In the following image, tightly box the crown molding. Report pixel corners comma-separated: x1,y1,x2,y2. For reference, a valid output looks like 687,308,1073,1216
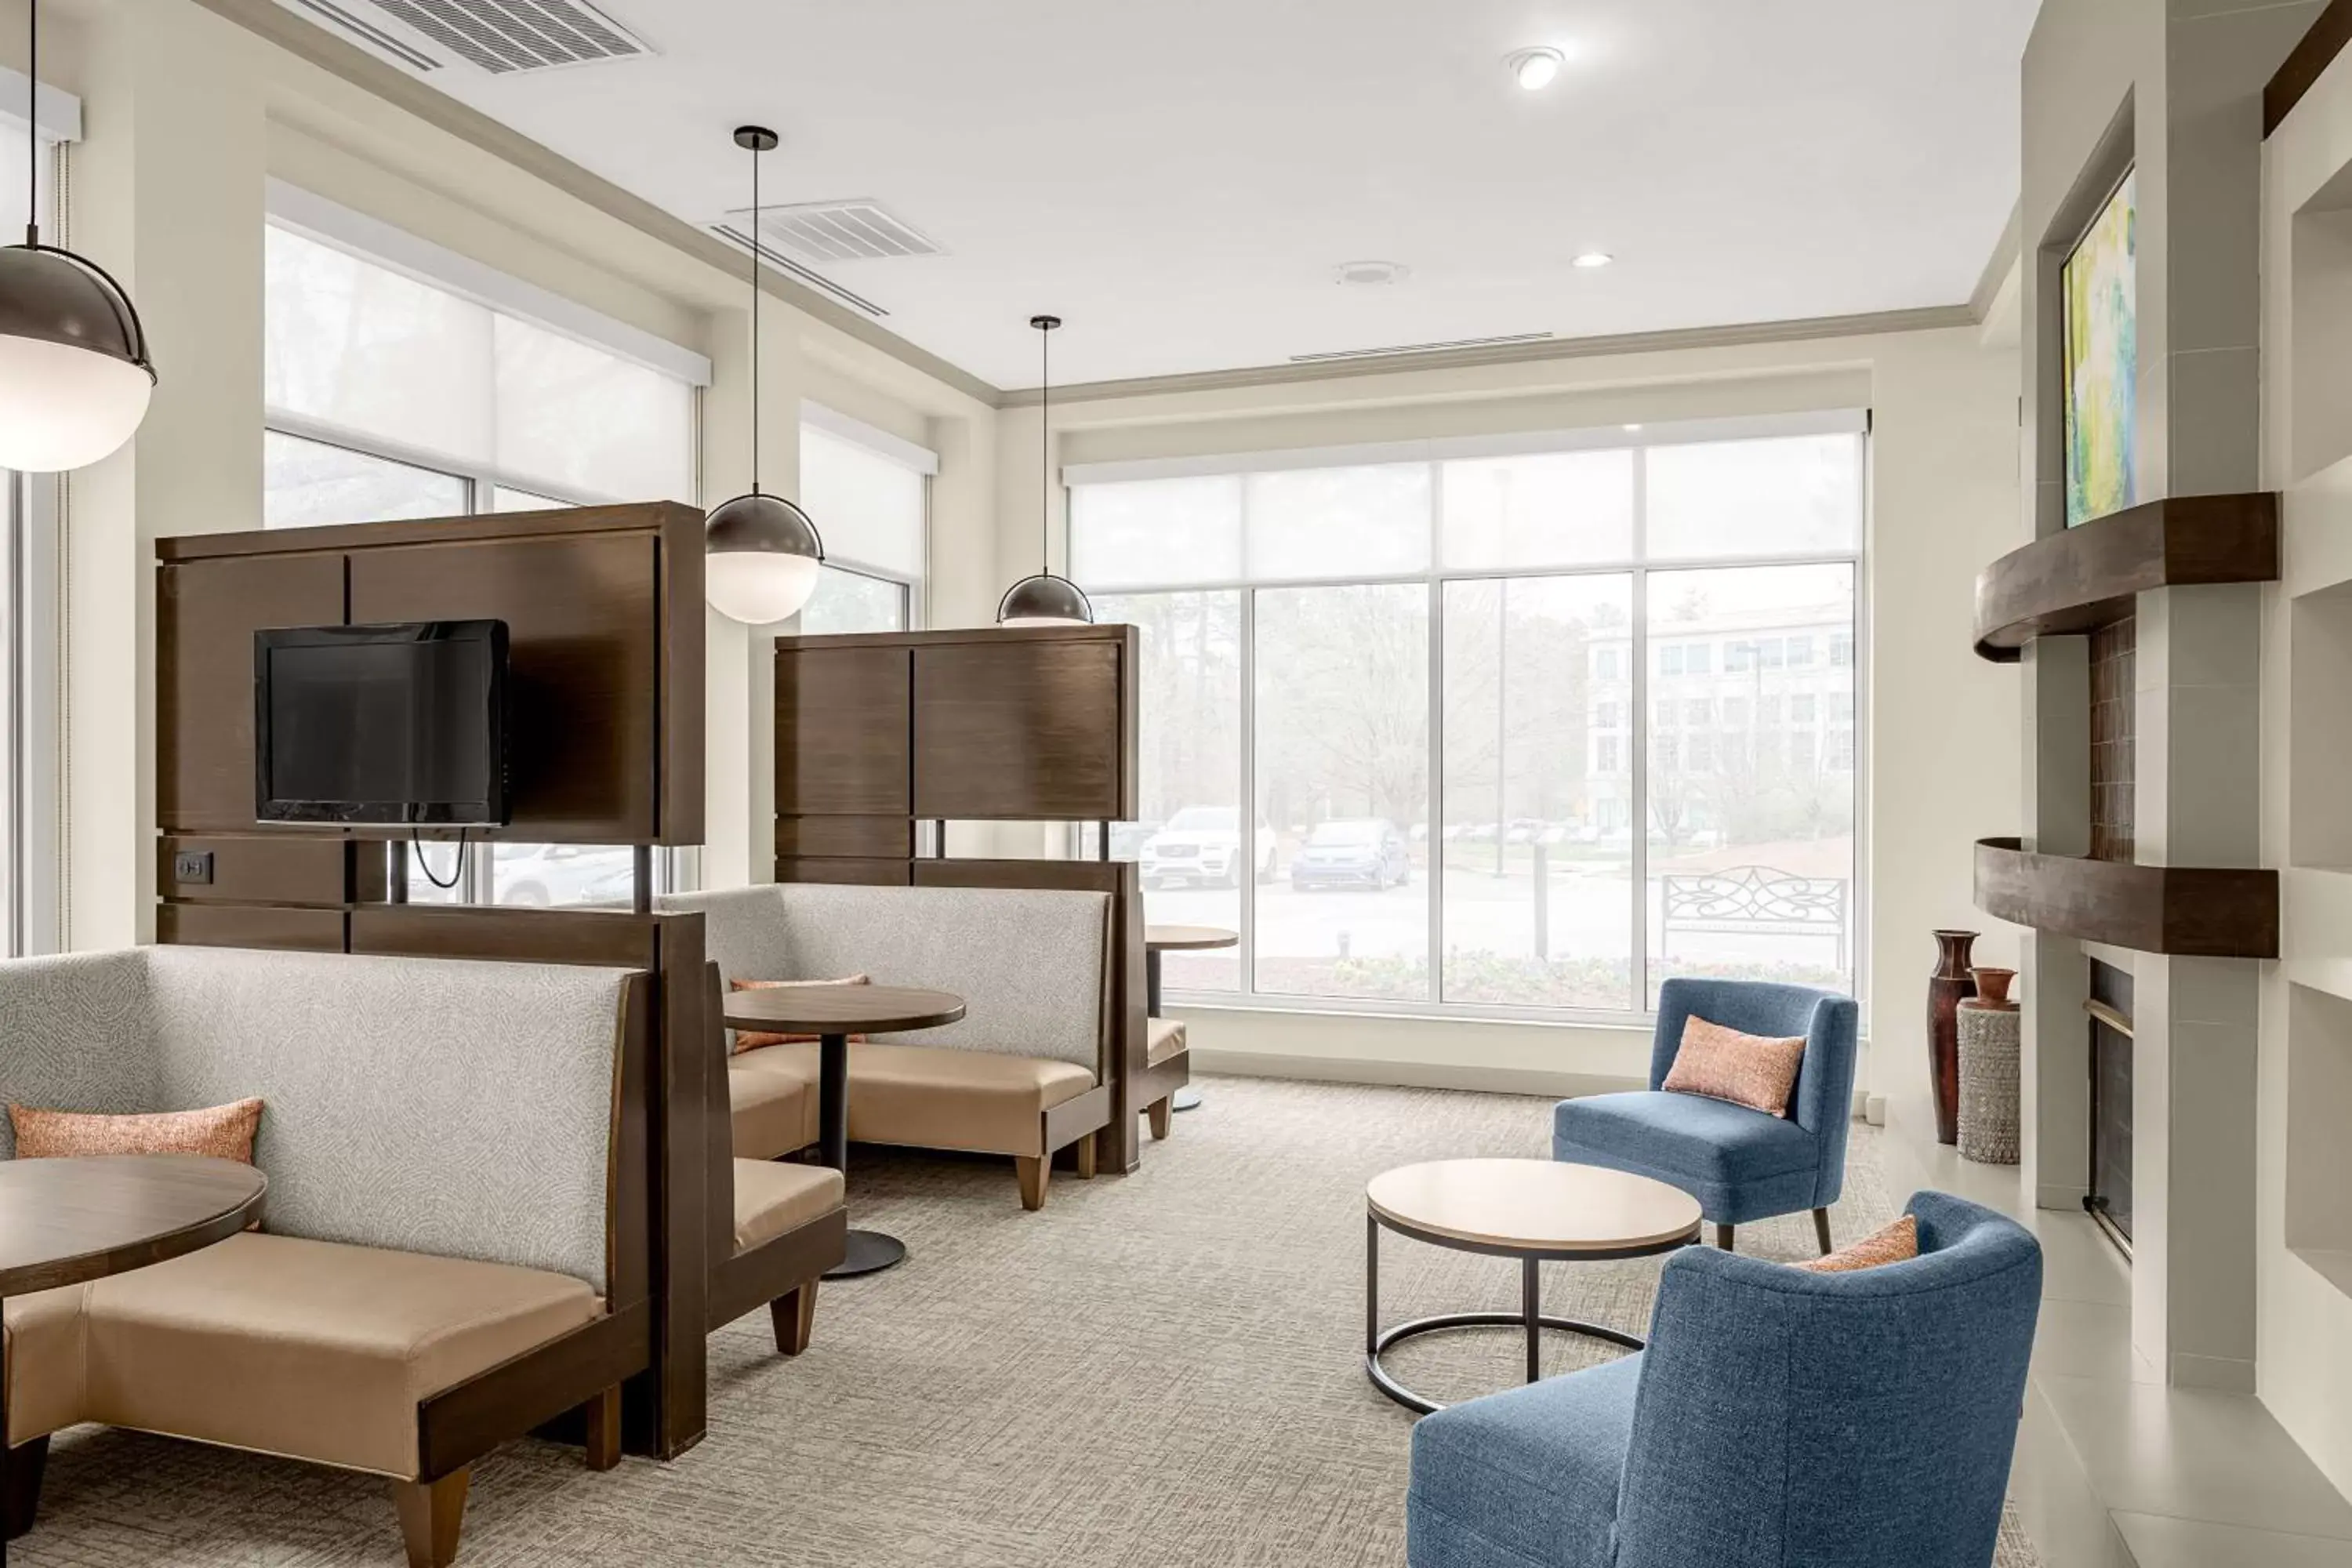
996,303,1980,408
192,0,1001,408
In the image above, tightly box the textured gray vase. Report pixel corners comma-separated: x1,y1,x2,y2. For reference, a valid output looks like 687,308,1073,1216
1957,975,2021,1166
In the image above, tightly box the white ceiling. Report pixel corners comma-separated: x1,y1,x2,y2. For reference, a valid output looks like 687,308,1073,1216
331,0,2042,389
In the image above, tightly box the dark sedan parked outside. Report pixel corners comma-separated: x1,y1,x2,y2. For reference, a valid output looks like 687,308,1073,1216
1290,818,1411,891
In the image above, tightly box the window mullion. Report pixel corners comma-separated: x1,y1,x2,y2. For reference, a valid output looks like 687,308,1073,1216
1238,583,1258,999
1630,446,1651,1015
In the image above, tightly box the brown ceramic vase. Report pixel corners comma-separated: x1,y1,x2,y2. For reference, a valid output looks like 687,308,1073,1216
1927,931,1980,1145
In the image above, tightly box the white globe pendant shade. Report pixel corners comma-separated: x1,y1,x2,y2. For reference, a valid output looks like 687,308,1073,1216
704,490,824,623
0,332,151,470
0,245,157,472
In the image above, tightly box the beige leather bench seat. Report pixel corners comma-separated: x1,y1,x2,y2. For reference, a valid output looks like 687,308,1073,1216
845,1042,1094,1156
1147,1017,1188,1066
5,1284,91,1444
732,1159,844,1253
728,1041,1094,1160
728,1044,820,1157
27,1232,603,1478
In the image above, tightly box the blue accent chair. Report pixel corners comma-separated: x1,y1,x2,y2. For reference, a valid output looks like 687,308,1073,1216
1406,1191,2043,1568
1555,977,1860,1254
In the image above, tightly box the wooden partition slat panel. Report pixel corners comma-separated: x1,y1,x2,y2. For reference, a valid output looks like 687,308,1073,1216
912,640,1132,821
157,904,347,952
159,554,346,833
775,644,913,815
349,533,662,842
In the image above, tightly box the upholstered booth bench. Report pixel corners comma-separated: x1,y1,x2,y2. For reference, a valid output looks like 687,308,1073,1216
662,883,1116,1210
0,946,669,1567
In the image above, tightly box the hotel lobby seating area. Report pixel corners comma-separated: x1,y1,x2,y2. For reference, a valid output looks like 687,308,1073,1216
9,0,2352,1563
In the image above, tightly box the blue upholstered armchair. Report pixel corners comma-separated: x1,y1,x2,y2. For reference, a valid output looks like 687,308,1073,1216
1555,977,1859,1254
1407,1192,2042,1568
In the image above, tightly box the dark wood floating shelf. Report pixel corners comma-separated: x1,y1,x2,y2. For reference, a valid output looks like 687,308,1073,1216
1973,493,2279,662
1974,838,2278,959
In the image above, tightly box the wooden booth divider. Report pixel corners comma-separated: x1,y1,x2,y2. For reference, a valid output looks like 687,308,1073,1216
773,623,1160,1172
152,503,713,1459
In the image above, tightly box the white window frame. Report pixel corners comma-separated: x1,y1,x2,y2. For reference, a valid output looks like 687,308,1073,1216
1072,412,1871,1032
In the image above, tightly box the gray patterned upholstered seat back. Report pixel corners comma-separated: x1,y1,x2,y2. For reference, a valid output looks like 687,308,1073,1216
0,950,162,1157
661,883,1109,1073
0,946,632,1294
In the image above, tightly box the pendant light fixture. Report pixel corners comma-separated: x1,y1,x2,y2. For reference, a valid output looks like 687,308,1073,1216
0,0,154,472
996,314,1094,628
705,125,826,625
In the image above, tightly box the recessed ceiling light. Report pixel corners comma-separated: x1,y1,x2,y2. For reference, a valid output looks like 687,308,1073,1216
1505,47,1564,91
1334,260,1410,287
1623,423,1642,433
1572,251,1614,270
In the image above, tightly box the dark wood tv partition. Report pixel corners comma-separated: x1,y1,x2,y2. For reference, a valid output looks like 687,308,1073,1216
152,503,713,1459
771,623,1160,1171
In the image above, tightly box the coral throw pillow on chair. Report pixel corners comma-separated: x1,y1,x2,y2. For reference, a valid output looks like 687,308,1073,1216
9,1098,264,1163
731,974,873,1052
1798,1214,1919,1273
1661,1014,1806,1117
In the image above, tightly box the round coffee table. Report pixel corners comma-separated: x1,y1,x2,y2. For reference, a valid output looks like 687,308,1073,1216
0,1154,267,1566
1145,925,1236,1112
721,982,965,1279
1363,1158,1701,1414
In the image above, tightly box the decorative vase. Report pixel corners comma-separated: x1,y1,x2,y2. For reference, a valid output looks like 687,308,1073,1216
1926,931,1979,1145
1958,967,2021,1165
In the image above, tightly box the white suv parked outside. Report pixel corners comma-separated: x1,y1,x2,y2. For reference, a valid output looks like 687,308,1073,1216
1141,806,1277,888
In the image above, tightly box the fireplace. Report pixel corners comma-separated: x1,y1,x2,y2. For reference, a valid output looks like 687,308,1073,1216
2086,960,2134,1254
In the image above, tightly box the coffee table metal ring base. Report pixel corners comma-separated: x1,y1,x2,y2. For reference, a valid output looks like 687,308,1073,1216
1366,1312,1644,1416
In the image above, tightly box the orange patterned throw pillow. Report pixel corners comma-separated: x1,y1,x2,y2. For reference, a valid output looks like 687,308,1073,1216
9,1098,264,1163
731,975,873,1053
1797,1214,1919,1273
1661,1014,1806,1117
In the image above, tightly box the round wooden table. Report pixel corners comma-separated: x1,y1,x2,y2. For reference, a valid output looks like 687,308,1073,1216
0,1154,267,1563
1363,1158,1700,1414
1145,925,1236,1112
721,983,965,1279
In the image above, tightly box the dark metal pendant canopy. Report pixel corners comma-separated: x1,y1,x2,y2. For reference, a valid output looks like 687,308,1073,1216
997,313,1094,628
706,125,826,625
0,1,155,473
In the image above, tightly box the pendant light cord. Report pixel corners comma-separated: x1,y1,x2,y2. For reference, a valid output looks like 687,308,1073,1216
1039,323,1051,570
748,136,760,495
25,0,38,247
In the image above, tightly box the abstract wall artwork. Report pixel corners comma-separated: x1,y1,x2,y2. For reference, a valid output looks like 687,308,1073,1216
2064,169,2137,528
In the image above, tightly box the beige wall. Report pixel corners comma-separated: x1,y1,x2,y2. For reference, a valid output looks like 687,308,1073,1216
40,0,996,935
1002,325,2024,1098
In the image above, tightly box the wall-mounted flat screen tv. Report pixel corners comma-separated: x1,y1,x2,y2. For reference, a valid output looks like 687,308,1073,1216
255,621,510,826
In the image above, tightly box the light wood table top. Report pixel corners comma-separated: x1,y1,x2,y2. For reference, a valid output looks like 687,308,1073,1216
721,982,967,1036
0,1155,268,1298
1367,1159,1701,1256
1145,925,1240,953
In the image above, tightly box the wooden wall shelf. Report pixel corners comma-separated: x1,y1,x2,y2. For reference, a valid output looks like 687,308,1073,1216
1973,838,2278,958
1973,494,2279,662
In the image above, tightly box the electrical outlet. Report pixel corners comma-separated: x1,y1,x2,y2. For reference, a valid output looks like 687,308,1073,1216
172,850,214,885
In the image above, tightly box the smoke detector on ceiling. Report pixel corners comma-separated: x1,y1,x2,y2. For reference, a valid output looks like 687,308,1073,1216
281,0,655,75
1334,260,1410,287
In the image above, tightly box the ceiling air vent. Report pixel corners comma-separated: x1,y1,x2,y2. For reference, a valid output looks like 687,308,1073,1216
370,0,651,74
1289,332,1554,365
734,201,945,266
283,0,442,71
709,223,891,321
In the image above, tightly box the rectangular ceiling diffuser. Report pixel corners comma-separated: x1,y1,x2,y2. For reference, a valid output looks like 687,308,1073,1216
738,201,946,266
370,0,650,74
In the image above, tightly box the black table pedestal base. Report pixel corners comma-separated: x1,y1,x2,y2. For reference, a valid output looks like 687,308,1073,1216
1364,1312,1644,1416
827,1228,907,1279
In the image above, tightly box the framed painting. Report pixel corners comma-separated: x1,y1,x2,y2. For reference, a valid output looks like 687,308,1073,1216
2064,168,2137,528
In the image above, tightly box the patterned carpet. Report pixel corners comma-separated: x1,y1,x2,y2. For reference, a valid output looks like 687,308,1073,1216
23,1076,2042,1566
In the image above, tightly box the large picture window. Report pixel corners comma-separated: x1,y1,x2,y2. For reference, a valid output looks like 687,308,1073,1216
1072,417,1864,1019
260,215,702,908
793,416,930,634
